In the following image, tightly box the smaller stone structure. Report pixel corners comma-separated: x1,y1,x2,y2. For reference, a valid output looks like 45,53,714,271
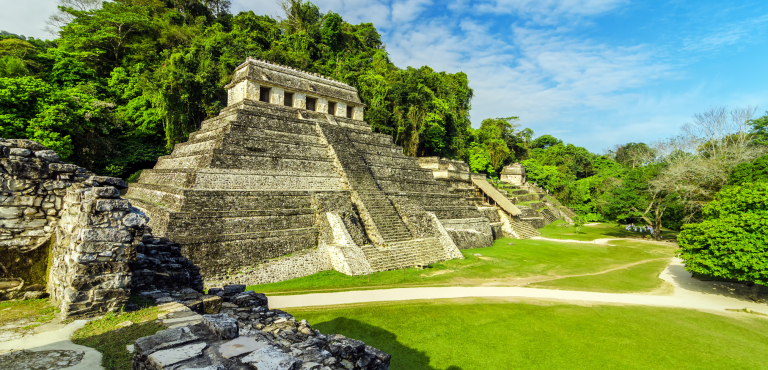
417,157,576,239
133,285,391,370
500,163,526,185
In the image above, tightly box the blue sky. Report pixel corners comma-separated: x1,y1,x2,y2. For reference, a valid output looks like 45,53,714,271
3,0,768,152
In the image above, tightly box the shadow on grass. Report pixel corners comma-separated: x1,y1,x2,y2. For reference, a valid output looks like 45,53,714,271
312,317,462,370
665,263,768,303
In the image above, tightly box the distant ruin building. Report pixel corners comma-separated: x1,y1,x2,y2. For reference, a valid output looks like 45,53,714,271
501,163,526,185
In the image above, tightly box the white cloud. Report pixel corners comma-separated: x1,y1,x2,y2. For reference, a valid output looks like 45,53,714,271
391,0,433,24
460,0,628,25
683,13,768,53
381,12,674,148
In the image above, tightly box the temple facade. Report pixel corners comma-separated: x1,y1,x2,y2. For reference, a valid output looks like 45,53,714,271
501,163,526,185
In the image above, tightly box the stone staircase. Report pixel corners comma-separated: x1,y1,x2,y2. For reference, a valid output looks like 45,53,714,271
361,238,445,271
509,220,540,239
540,208,558,225
317,122,414,244
357,191,413,242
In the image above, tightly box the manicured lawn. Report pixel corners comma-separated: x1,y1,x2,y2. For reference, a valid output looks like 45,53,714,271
531,258,672,293
250,234,676,295
539,221,679,241
287,299,768,370
72,304,164,370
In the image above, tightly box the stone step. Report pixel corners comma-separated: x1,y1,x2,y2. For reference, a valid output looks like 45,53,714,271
509,220,540,239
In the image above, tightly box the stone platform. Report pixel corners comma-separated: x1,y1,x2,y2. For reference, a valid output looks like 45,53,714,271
126,58,495,286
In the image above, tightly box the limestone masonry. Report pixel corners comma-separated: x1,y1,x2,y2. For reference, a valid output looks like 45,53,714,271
126,58,502,286
0,138,201,316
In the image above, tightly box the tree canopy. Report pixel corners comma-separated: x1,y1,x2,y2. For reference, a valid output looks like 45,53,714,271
678,182,768,284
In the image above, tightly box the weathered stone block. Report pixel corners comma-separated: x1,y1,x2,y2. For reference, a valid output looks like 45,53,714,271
94,198,130,212
8,139,47,151
241,345,302,370
92,187,120,199
49,163,79,173
201,295,222,314
74,241,117,253
202,314,238,340
222,284,246,294
123,210,148,228
0,218,46,229
0,206,22,219
89,176,128,189
79,228,132,243
92,288,129,302
73,261,130,275
0,195,34,206
219,336,268,359
10,148,32,157
148,342,207,368
34,150,60,162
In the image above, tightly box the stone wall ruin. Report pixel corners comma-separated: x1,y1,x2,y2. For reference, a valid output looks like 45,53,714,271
0,138,203,316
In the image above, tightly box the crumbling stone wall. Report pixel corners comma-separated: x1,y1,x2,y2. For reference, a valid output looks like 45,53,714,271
0,138,90,299
1,138,203,317
47,182,150,316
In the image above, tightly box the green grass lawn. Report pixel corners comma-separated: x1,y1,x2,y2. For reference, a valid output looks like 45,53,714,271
250,233,677,295
530,258,672,293
539,221,679,241
287,299,768,370
72,300,163,370
0,299,58,327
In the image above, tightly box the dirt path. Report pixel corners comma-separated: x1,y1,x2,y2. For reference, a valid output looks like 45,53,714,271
493,258,669,286
0,320,103,369
530,236,674,246
269,258,768,314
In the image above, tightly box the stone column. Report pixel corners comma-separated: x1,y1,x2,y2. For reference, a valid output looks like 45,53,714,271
353,106,365,121
48,184,148,316
227,80,259,106
336,102,347,117
293,93,307,109
317,98,329,114
270,87,284,105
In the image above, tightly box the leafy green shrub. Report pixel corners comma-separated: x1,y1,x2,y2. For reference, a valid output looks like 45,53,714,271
678,183,768,284
729,154,768,185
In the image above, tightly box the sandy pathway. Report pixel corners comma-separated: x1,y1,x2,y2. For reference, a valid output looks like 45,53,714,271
529,236,672,246
0,320,103,369
269,258,767,314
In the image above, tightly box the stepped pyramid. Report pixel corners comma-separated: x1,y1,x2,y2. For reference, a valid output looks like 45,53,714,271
126,58,495,286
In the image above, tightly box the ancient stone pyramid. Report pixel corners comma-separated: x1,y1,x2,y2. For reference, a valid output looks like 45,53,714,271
126,58,495,286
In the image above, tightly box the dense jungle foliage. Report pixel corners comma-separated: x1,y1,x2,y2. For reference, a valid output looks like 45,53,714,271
0,0,474,176
2,2,767,283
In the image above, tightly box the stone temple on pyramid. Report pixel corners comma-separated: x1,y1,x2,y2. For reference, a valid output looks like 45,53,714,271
126,58,572,287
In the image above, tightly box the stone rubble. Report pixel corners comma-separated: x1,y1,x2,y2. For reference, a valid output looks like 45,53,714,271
0,349,85,370
133,284,390,370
